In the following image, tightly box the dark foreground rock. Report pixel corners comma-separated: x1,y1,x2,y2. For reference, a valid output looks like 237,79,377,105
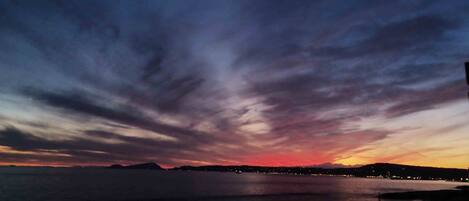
380,186,469,201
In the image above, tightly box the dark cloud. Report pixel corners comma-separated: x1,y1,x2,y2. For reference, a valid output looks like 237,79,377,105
298,14,461,63
0,127,61,151
384,79,466,117
352,15,460,56
0,126,218,165
21,88,211,141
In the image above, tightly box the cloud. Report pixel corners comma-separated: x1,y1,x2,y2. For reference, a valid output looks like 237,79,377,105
21,88,211,141
351,15,460,56
0,0,468,166
385,79,465,117
0,126,197,165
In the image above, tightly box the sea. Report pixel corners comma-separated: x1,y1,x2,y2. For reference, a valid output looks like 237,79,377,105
0,167,464,201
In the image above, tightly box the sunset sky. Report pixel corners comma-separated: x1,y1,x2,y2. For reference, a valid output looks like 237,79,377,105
1,0,469,168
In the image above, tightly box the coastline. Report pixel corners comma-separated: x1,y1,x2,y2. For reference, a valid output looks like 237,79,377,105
379,186,469,201
1,163,469,184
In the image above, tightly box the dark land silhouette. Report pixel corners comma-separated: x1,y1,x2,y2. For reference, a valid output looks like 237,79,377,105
172,163,469,182
99,162,469,182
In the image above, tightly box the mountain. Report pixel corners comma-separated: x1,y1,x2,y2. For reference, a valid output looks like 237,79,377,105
108,162,164,170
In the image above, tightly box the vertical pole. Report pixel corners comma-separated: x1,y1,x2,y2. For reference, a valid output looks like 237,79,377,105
466,62,469,85
466,62,469,101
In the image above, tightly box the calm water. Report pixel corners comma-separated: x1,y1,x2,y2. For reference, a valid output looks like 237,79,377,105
0,167,463,201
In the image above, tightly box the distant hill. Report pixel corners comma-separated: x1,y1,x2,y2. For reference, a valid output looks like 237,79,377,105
308,162,360,169
355,163,468,180
171,163,469,181
108,162,164,170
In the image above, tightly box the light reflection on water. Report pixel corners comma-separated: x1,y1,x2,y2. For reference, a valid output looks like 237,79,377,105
0,167,462,201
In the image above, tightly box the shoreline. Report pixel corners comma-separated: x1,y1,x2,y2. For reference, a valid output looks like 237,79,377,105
379,186,469,200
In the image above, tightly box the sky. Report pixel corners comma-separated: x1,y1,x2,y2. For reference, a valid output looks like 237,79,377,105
0,0,469,168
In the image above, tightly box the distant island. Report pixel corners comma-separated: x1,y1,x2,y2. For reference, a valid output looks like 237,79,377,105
108,162,164,170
